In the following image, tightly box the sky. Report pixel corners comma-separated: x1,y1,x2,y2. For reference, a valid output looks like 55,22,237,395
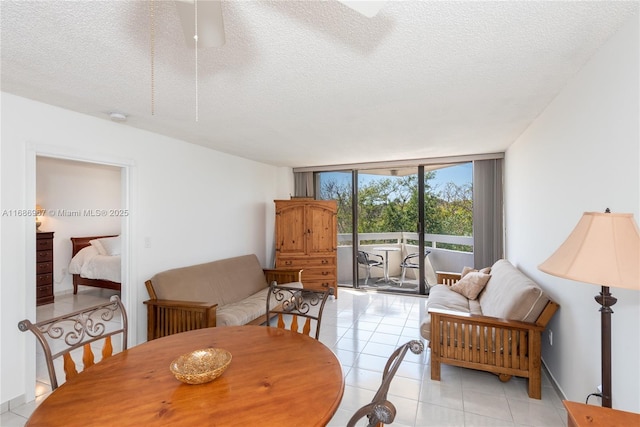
319,162,472,197
429,163,472,190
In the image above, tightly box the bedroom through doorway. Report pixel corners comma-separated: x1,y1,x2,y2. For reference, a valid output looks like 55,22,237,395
33,156,126,397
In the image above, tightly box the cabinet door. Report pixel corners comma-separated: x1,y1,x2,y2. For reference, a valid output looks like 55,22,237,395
275,203,307,256
306,202,337,255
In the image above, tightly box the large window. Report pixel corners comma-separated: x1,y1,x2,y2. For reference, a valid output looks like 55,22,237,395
316,162,475,295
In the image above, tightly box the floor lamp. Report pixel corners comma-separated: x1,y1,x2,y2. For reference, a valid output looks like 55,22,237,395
539,209,640,408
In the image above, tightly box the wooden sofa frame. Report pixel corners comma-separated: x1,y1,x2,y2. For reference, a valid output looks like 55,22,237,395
144,269,301,340
429,272,559,399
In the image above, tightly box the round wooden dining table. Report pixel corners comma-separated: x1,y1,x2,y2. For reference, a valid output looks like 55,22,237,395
26,325,345,427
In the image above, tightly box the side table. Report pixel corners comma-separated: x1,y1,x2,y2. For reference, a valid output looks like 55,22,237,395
563,400,640,427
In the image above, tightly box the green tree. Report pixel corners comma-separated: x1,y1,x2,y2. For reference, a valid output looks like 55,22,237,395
319,170,472,243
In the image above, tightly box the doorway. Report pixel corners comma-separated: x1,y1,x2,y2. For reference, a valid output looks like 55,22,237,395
24,146,135,403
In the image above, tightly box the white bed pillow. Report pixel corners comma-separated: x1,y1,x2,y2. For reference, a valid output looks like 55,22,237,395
89,239,106,255
98,236,121,256
90,236,121,256
68,246,99,274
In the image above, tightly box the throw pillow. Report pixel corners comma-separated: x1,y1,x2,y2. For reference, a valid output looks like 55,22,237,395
451,272,491,300
461,266,491,278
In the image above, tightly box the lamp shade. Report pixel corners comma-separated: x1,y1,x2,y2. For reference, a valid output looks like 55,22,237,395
539,212,640,290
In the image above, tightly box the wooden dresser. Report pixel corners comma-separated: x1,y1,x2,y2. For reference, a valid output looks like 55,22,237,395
274,199,338,297
36,231,55,306
563,400,640,427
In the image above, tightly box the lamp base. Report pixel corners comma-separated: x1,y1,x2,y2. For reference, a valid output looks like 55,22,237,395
595,286,616,408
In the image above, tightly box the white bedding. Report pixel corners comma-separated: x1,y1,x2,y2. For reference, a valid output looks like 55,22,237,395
68,246,121,283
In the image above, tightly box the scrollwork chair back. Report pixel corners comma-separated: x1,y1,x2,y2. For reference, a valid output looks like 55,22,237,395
347,340,425,427
18,295,128,390
265,282,333,340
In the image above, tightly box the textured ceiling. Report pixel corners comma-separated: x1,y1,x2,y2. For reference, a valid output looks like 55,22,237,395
1,1,637,168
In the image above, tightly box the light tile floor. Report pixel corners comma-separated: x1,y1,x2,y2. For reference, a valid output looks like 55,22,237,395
3,287,568,427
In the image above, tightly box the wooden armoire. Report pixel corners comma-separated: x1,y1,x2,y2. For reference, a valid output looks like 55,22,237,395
274,198,338,297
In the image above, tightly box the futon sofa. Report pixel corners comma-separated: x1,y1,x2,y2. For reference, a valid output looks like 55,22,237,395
421,259,559,399
144,254,301,340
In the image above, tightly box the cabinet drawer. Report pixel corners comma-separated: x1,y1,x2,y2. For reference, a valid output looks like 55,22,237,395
36,238,53,251
301,268,336,281
276,256,335,268
302,279,336,291
36,262,53,275
36,250,53,262
36,284,53,299
37,273,53,286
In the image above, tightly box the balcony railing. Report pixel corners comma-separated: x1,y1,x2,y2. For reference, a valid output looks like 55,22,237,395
337,232,474,285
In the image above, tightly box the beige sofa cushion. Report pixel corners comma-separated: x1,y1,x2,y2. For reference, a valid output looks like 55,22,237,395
216,282,304,326
149,254,269,306
479,259,550,323
420,284,483,340
421,259,551,342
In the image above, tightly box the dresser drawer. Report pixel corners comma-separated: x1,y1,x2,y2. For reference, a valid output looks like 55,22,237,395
301,266,336,290
36,250,53,262
36,238,53,251
36,284,53,300
276,256,335,268
301,268,336,281
36,262,53,275
301,279,336,293
37,273,53,286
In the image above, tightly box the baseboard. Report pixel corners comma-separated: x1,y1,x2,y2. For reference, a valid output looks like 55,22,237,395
0,394,27,414
542,357,567,401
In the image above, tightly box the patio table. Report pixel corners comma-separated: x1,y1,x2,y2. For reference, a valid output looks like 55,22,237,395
373,246,401,283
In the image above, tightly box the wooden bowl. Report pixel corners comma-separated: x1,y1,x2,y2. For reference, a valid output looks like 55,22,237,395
170,348,232,385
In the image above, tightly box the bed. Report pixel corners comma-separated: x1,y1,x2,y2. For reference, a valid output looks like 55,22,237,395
69,235,121,294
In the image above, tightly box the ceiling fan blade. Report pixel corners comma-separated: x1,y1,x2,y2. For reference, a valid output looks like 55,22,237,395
338,1,386,18
175,0,225,48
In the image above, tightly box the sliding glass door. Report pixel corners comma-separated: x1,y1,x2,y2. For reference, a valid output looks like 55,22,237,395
316,161,476,296
355,167,420,293
316,171,354,286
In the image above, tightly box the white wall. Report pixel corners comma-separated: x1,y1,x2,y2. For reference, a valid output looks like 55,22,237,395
1,93,293,406
36,157,121,294
505,15,639,412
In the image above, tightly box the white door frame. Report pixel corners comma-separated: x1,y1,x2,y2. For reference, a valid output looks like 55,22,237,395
24,142,136,402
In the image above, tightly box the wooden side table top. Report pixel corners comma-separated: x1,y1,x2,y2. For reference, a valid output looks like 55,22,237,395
563,400,640,427
27,326,345,427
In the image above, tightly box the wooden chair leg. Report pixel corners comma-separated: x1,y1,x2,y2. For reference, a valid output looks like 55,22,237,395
528,332,542,399
528,376,542,399
431,358,441,380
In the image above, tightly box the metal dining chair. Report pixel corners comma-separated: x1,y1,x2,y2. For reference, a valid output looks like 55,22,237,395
347,340,425,427
399,250,431,287
18,295,128,390
265,282,333,340
357,250,384,284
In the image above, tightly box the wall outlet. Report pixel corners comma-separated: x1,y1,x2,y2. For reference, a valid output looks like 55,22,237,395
548,330,553,346
597,384,602,394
